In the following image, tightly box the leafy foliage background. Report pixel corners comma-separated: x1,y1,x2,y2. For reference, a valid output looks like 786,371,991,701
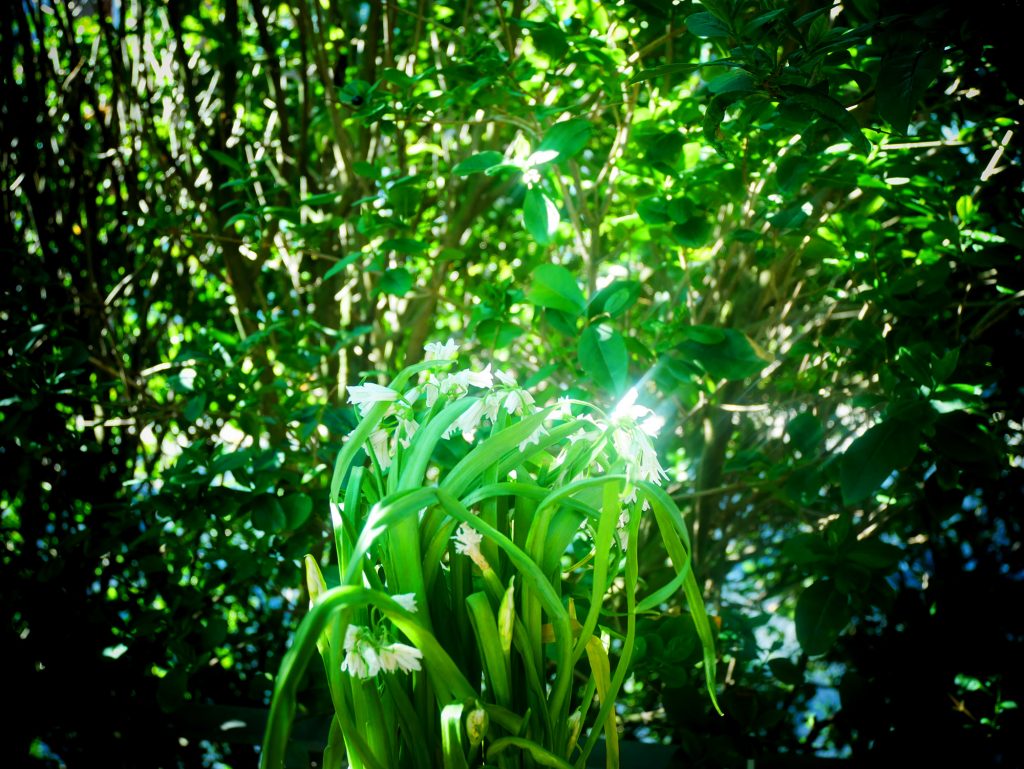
2,0,1022,766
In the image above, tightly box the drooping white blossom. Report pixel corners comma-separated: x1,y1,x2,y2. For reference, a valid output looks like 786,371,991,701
609,388,669,492
493,369,517,387
445,398,487,442
424,339,459,361
392,593,419,613
341,625,381,679
378,642,423,673
347,383,400,415
368,428,392,471
397,415,420,448
518,424,548,452
453,523,489,570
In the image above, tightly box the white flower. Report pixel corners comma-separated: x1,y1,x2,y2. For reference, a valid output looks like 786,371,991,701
341,625,381,679
466,364,493,388
378,642,423,673
392,593,418,613
615,425,669,490
522,167,542,187
423,376,442,408
518,424,548,452
453,523,489,570
493,369,517,387
609,389,669,488
347,383,400,415
398,416,419,448
482,391,505,421
446,399,487,442
369,428,392,471
424,339,459,361
611,387,651,423
503,388,535,416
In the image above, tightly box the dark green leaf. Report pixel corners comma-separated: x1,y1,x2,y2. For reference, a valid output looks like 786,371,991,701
840,418,921,505
768,657,803,685
686,11,731,38
781,87,870,155
476,319,523,349
678,326,768,380
795,580,852,657
322,252,361,280
846,539,902,570
787,413,824,455
252,496,287,533
876,44,942,133
380,238,428,254
379,268,413,296
301,191,345,207
280,493,313,530
183,393,206,423
706,69,756,95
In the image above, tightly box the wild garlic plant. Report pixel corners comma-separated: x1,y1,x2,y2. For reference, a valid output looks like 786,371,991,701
261,341,720,769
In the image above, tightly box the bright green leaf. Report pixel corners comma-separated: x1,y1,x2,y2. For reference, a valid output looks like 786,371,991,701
527,264,586,315
578,324,628,394
453,151,503,176
523,188,560,245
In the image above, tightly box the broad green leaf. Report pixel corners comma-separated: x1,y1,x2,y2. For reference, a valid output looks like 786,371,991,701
476,318,523,349
352,160,381,179
686,11,730,38
578,324,628,394
380,237,427,253
846,539,902,570
183,393,206,422
523,188,560,245
452,151,503,176
840,418,921,505
787,412,824,455
795,579,852,657
876,44,942,133
671,217,714,248
322,252,361,280
678,326,768,380
703,93,744,156
378,267,413,296
781,87,871,155
767,657,803,685
588,280,640,319
781,533,831,566
300,191,345,207
527,264,586,315
537,119,592,160
252,496,287,533
706,69,756,95
637,197,670,225
280,493,313,530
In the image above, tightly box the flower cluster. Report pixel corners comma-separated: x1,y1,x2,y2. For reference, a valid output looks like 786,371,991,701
609,388,669,505
453,522,490,571
341,615,423,680
349,340,672,511
345,341,540,463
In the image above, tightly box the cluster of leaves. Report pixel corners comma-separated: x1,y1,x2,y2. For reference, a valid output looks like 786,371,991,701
2,0,1022,766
